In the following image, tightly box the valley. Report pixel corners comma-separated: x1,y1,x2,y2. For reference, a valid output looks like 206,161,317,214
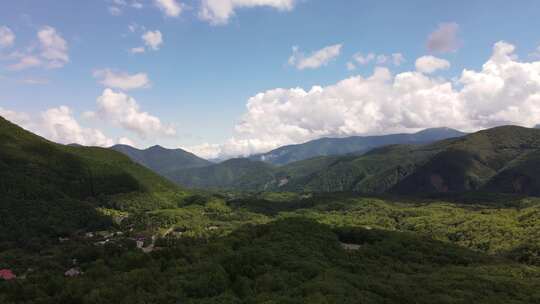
2,116,540,303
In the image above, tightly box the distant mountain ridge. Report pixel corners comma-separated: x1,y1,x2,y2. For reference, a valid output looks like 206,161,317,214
111,144,211,178
169,125,540,196
249,127,466,165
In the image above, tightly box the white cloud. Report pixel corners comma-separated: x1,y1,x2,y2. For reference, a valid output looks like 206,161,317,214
38,26,69,68
108,0,143,15
0,26,15,48
184,142,222,159
130,47,145,54
132,1,143,9
346,61,356,71
118,136,136,146
95,88,176,138
529,45,540,59
154,0,182,17
7,55,42,71
392,53,405,66
352,52,404,67
21,78,49,85
0,107,30,127
40,106,114,146
199,0,296,25
6,26,69,71
415,55,450,74
427,22,461,53
353,52,375,65
193,41,540,159
0,106,115,147
109,6,123,15
376,54,388,64
142,30,163,50
93,69,151,90
288,44,342,70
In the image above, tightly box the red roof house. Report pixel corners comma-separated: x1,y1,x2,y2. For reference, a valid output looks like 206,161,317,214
0,269,16,280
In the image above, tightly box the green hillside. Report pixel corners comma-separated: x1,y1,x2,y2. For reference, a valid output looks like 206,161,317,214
392,126,540,194
0,116,188,242
249,127,465,165
111,144,211,178
170,126,540,196
168,158,275,190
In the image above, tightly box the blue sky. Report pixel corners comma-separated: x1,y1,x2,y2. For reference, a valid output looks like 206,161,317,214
2,0,540,158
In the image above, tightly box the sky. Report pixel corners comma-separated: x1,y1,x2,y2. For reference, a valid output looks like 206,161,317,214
2,0,540,159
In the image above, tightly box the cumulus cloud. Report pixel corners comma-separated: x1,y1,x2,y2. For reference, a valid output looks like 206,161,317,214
40,106,115,146
0,107,30,126
288,44,342,70
95,88,176,138
0,26,15,48
199,0,295,25
154,0,182,17
7,26,69,70
38,26,69,68
415,55,450,74
93,69,151,90
0,106,115,147
142,30,163,50
427,22,461,53
189,41,540,159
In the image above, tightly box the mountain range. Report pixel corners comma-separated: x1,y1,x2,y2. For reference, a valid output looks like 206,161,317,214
111,144,211,177
249,127,466,165
168,126,540,196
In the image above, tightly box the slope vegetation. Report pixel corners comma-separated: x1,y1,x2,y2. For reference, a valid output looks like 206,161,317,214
111,144,211,178
249,127,465,165
170,126,540,196
0,116,187,242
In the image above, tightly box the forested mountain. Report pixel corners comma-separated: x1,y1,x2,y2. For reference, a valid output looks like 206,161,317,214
111,144,211,177
3,116,540,303
168,158,275,190
249,127,466,165
170,126,540,196
0,116,187,242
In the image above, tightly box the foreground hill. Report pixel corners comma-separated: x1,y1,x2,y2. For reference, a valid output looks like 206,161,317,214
111,144,211,177
249,127,466,165
170,126,540,196
0,116,187,242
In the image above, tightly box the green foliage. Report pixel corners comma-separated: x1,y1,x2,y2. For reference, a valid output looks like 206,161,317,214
0,116,188,242
167,126,540,197
111,144,211,177
2,218,540,303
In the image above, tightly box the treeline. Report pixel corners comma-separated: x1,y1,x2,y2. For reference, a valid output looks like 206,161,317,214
1,218,539,303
